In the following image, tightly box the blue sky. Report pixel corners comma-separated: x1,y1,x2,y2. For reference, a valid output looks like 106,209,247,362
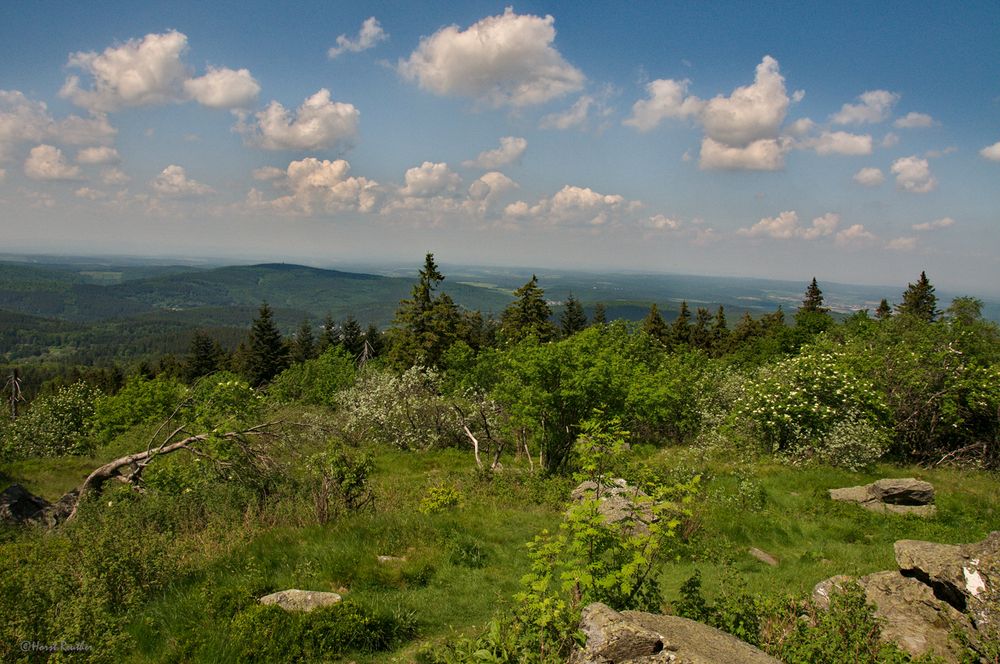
1,1,998,293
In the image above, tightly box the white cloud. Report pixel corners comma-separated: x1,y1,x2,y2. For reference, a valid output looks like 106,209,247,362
886,236,917,251
980,141,1000,161
74,187,105,200
151,164,214,197
53,114,117,146
912,216,955,232
244,89,359,151
400,161,461,197
465,170,518,215
252,166,286,181
184,66,260,109
0,90,117,161
835,223,877,247
785,117,816,136
76,146,119,164
699,137,788,171
463,136,527,169
891,155,937,193
701,56,789,146
893,112,934,129
924,146,957,159
830,90,899,125
100,167,130,185
24,144,82,180
852,167,884,186
505,184,629,226
810,130,872,156
328,17,388,58
737,210,839,240
881,132,900,148
624,78,703,131
250,158,379,215
60,31,190,112
541,95,594,130
643,214,682,231
398,7,584,108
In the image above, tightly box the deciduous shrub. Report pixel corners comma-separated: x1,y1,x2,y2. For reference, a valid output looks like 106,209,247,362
1,381,101,458
91,374,186,444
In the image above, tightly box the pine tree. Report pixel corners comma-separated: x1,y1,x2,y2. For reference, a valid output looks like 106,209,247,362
499,275,556,343
875,299,892,321
318,313,339,352
244,302,288,386
641,303,669,342
185,330,223,381
559,293,588,337
896,271,938,321
389,253,462,366
711,305,729,354
341,315,364,358
672,301,692,345
691,307,712,350
800,277,829,313
591,303,607,326
291,318,316,364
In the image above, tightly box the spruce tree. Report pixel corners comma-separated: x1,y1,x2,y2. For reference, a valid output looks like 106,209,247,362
186,330,223,381
672,301,692,345
559,293,588,337
711,305,729,354
291,318,316,364
389,252,460,366
800,277,829,313
591,303,607,326
896,271,938,321
641,303,669,342
318,313,339,352
499,275,556,344
691,307,712,350
341,315,364,358
795,277,832,333
245,302,288,386
875,299,892,321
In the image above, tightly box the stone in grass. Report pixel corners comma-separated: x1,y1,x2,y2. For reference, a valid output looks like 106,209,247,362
259,589,342,612
829,478,936,517
748,547,779,567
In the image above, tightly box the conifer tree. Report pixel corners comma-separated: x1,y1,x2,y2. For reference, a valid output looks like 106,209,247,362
291,318,316,364
875,299,892,321
186,330,223,381
591,303,607,326
672,301,692,345
559,293,588,337
641,303,669,342
691,307,712,350
896,271,938,321
361,324,384,361
800,277,829,313
795,277,833,333
500,275,556,343
389,253,460,366
341,315,364,358
318,313,339,352
244,302,288,386
711,305,729,354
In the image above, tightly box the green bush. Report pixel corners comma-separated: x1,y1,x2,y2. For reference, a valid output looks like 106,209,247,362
268,347,356,409
92,374,186,444
1,381,101,458
419,484,462,514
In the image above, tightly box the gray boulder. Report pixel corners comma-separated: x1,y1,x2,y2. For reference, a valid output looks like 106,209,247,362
829,477,936,517
570,602,780,664
259,589,342,612
0,483,50,525
571,479,655,533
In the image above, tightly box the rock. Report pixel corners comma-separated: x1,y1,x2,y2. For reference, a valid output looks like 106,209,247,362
895,532,999,630
570,602,779,664
870,478,935,505
570,479,655,533
811,574,852,610
259,589,342,612
43,489,78,526
376,555,406,564
748,547,779,567
829,478,936,517
0,484,50,525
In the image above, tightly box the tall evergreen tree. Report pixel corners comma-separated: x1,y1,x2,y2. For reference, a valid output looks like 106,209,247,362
896,271,938,321
641,303,669,342
185,330,223,381
244,302,288,386
318,313,339,352
559,293,588,337
711,305,729,354
499,275,556,343
291,318,316,364
591,302,607,326
875,299,892,321
795,277,833,333
341,315,364,358
691,307,713,350
390,253,461,366
672,301,692,345
800,277,829,313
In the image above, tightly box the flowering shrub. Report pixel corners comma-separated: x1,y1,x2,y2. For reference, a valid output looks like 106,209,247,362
1,381,101,458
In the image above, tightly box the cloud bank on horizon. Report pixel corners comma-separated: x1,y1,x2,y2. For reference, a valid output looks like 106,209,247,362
0,2,997,292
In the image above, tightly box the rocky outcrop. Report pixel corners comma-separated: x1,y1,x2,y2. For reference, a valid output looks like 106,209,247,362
570,602,780,664
259,589,342,612
829,477,936,517
571,479,655,533
0,484,50,525
813,532,999,662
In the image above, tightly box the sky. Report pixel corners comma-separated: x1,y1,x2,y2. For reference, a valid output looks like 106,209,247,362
1,1,998,293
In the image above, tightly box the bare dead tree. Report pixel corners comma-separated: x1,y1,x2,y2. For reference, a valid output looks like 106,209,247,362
4,368,24,419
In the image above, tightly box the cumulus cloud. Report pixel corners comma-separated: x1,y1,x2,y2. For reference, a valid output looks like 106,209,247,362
540,95,593,130
151,164,214,197
100,167,130,185
853,167,884,186
399,161,462,197
398,7,584,108
912,216,955,231
243,89,360,151
248,158,379,215
74,187,106,200
893,112,934,129
463,136,527,169
809,131,872,156
830,90,899,125
465,170,518,215
738,210,839,240
891,155,937,193
54,114,117,146
505,184,630,227
881,132,900,148
328,17,388,58
183,66,260,109
643,214,682,231
252,166,286,181
0,90,117,161
76,146,119,164
980,141,1000,161
60,31,190,112
835,223,877,247
624,56,792,170
886,236,917,251
24,144,82,180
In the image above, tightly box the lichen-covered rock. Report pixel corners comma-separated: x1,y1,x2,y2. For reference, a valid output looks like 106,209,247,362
570,603,667,664
570,479,655,533
829,478,936,517
259,589,342,612
623,612,780,664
